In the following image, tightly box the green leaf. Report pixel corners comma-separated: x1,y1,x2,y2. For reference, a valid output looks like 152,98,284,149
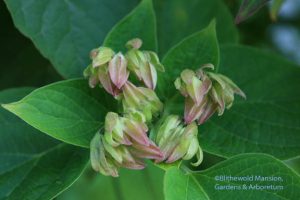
153,0,238,56
0,3,62,90
4,0,139,78
57,163,164,200
200,45,300,159
103,0,157,52
164,154,300,200
2,79,117,148
0,88,89,200
157,20,219,99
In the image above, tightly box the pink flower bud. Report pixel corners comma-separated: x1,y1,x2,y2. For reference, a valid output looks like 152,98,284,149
184,97,207,124
140,61,157,90
98,66,121,97
197,99,217,125
122,117,150,146
122,81,163,123
108,53,129,89
130,141,164,160
125,39,164,90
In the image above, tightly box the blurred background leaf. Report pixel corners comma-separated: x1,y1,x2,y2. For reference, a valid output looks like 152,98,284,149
0,1,62,90
225,0,300,65
56,163,164,200
270,0,284,21
154,0,238,57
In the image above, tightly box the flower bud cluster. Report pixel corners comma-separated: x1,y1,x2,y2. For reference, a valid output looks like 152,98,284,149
84,38,164,96
86,39,165,177
175,64,246,124
155,115,203,166
91,112,163,177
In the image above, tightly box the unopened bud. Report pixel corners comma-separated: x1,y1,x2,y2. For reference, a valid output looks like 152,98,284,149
90,133,119,177
155,116,203,166
98,66,121,97
122,81,163,122
130,140,164,160
84,50,131,97
108,53,129,89
144,51,165,72
156,115,181,147
126,38,143,49
125,38,164,89
166,122,201,164
91,47,114,68
104,112,131,146
122,117,150,146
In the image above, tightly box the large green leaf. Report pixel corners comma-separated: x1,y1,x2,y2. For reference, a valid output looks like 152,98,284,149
57,163,164,200
103,0,157,52
0,2,61,90
2,79,117,148
0,88,89,200
164,154,300,200
199,45,300,160
4,0,139,78
157,20,219,100
153,0,238,56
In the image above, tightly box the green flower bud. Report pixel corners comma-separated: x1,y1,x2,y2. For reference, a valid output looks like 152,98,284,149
156,115,181,147
207,71,246,115
155,116,203,166
175,69,212,106
166,122,202,165
144,51,165,72
90,133,119,177
104,112,131,146
122,81,163,123
91,47,114,68
125,38,164,89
